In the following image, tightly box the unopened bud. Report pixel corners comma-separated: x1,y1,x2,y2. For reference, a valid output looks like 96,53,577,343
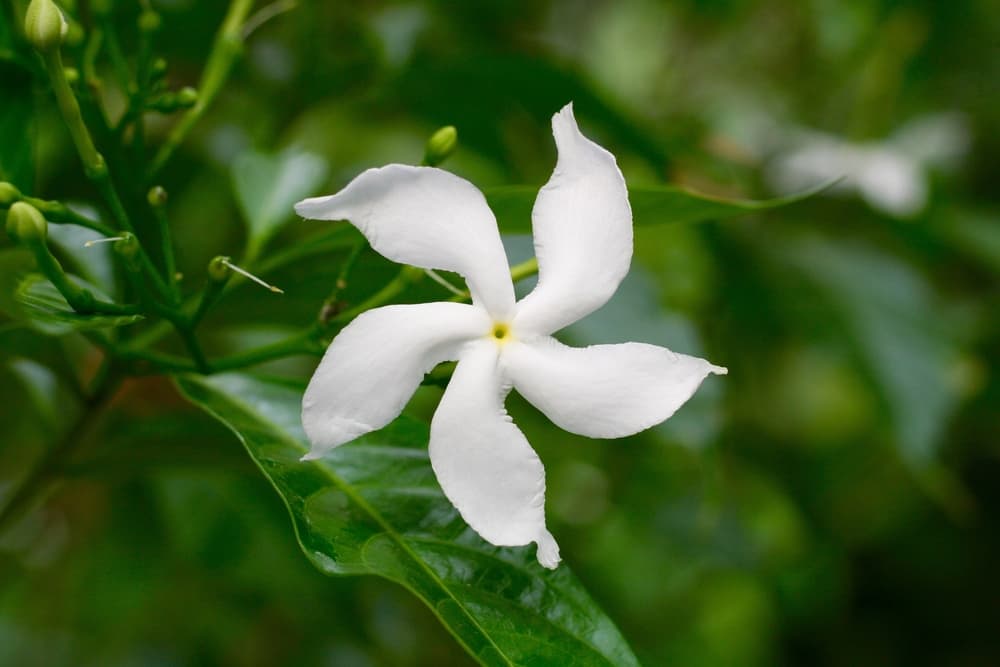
6,202,48,244
208,256,231,282
176,86,198,108
24,0,67,54
112,232,140,259
151,58,168,80
63,66,79,84
138,9,161,33
147,185,168,207
423,126,458,167
0,182,20,207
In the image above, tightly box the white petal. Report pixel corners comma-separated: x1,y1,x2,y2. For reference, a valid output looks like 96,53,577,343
514,103,633,335
295,165,515,320
302,302,489,459
429,340,560,569
503,337,727,439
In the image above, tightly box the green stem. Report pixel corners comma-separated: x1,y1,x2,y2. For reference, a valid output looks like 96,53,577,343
210,327,323,371
175,324,211,373
149,0,254,176
27,238,138,315
328,265,425,327
447,257,538,303
18,195,116,236
317,238,367,322
126,228,356,350
240,226,356,292
190,276,228,328
510,257,539,283
43,49,104,178
152,204,179,300
98,15,133,94
121,251,209,372
42,37,177,309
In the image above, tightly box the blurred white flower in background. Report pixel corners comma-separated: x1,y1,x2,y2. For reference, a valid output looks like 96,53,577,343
765,113,969,217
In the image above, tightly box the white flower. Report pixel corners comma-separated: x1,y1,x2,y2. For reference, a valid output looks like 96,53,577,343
294,103,727,569
765,113,969,218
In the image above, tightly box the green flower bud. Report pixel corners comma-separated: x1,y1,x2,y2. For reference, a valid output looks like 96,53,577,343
138,9,161,33
423,126,458,167
6,202,48,244
63,66,79,85
151,58,168,80
113,232,140,259
24,0,67,54
0,182,21,207
176,86,198,108
208,256,231,282
147,185,168,207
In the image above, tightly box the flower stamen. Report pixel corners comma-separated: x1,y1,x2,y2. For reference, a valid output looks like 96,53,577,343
83,236,126,247
220,258,284,293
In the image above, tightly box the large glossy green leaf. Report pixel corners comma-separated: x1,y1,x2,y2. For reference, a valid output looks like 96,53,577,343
15,274,143,335
231,148,329,260
485,182,831,234
175,373,641,667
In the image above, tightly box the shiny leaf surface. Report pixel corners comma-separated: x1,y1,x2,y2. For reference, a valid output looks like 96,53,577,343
15,274,143,335
175,372,640,667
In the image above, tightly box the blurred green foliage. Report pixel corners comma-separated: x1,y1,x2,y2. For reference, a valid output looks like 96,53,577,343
1,0,999,665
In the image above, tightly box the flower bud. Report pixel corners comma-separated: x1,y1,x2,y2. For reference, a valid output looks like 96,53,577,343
138,9,161,33
176,87,198,108
423,126,458,166
147,185,168,207
113,232,140,259
63,66,79,85
151,58,168,80
0,182,20,207
6,202,48,244
24,0,67,54
208,256,231,282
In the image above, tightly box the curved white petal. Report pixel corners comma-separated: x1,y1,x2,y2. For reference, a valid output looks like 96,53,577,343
302,302,489,460
295,165,515,319
514,104,633,335
429,340,560,569
503,337,727,439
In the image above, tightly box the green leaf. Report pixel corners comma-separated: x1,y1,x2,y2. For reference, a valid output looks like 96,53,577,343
175,372,641,667
231,148,329,259
485,181,832,234
780,238,963,465
15,274,143,335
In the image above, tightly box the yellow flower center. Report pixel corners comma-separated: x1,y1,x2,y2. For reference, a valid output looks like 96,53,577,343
491,322,511,344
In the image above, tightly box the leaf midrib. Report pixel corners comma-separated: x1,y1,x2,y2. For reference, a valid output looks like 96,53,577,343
177,376,517,667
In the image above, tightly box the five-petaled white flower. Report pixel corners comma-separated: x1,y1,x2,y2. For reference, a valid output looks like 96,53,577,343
294,103,727,569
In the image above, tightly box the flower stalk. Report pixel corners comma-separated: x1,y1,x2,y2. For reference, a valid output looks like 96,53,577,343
149,0,255,176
